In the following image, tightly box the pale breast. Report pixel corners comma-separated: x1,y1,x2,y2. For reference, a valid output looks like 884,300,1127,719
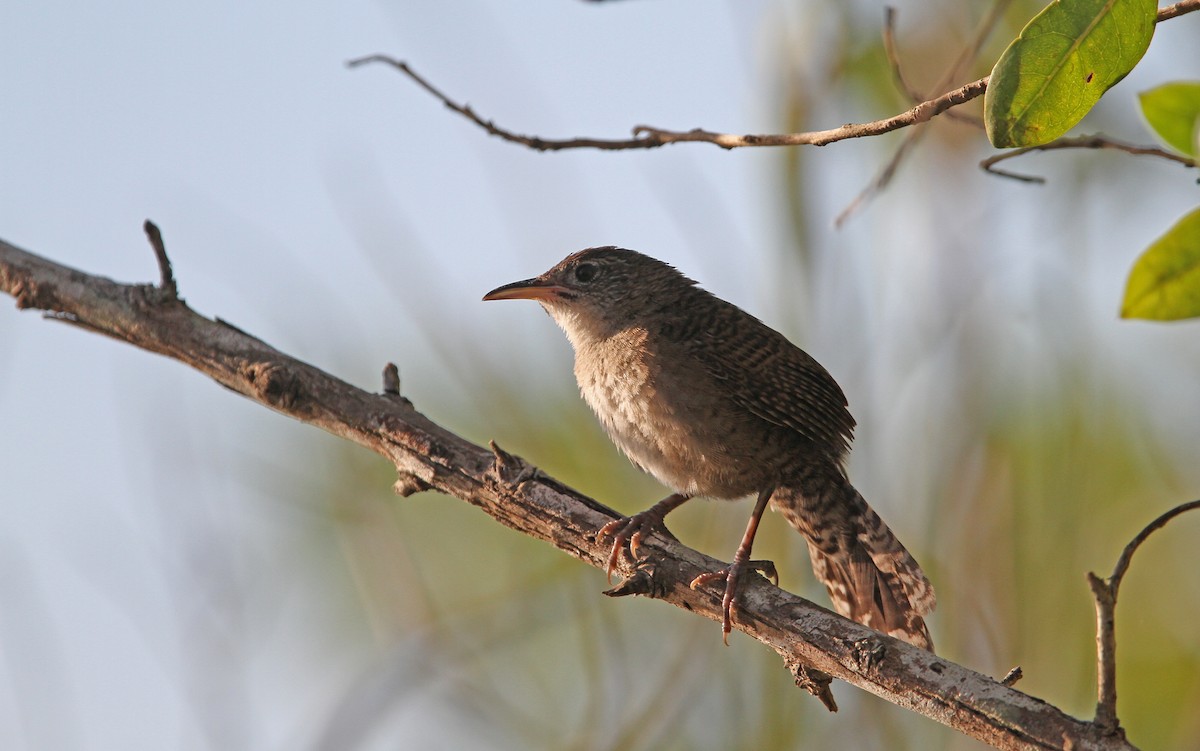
573,328,766,498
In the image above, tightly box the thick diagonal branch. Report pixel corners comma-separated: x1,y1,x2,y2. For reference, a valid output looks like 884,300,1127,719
0,233,1136,750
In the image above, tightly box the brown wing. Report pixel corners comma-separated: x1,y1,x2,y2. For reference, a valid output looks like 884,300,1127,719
672,293,855,459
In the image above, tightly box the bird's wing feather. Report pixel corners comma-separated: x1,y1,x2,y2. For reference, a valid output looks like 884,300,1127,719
677,295,855,456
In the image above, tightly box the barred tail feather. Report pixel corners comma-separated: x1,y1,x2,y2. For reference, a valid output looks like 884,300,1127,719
806,539,935,651
854,495,936,618
772,468,936,652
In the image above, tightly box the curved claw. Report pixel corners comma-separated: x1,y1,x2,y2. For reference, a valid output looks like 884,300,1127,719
690,559,778,644
595,493,692,583
747,559,779,586
596,513,662,583
603,532,625,582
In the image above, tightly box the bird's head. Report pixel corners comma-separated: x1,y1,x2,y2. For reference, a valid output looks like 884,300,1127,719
483,247,696,344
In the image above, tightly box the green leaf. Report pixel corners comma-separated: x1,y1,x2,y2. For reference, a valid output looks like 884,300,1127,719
985,0,1157,148
1122,207,1200,321
1138,81,1200,157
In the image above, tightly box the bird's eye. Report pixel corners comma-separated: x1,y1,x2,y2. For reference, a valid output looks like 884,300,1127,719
574,262,599,283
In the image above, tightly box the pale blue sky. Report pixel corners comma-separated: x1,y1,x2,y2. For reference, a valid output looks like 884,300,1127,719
1,3,782,747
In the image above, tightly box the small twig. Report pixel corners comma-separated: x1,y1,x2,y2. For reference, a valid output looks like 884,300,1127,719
1088,499,1200,736
347,56,661,151
981,134,1200,183
382,362,401,395
1108,501,1200,587
1000,666,1024,687
789,660,838,713
348,54,989,152
142,219,178,299
1087,572,1119,735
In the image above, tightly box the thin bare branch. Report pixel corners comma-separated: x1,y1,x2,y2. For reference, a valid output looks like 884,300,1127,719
346,56,663,152
348,53,989,152
0,230,1141,751
351,2,1197,157
1088,500,1200,737
1108,501,1200,587
981,134,1200,183
1159,0,1200,21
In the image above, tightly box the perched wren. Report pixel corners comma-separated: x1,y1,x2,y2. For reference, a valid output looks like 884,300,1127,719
483,247,935,649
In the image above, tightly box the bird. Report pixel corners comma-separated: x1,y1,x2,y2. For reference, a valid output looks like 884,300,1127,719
483,247,935,650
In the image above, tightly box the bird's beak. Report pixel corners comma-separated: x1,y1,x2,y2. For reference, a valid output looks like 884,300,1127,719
482,277,566,302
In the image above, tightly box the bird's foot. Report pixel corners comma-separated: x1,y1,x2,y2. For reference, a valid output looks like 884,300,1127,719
595,509,675,583
690,559,778,644
594,493,692,582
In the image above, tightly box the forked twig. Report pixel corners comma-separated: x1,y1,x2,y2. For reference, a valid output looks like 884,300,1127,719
1087,499,1200,736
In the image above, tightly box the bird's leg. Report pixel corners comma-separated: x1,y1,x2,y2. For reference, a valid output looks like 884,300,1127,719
596,492,693,581
690,486,778,644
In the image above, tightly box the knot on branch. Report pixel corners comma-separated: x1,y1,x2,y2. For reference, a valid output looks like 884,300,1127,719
851,637,887,673
243,361,306,411
382,362,401,395
787,658,838,712
488,440,542,487
129,282,186,312
393,472,430,497
11,277,55,311
1000,666,1024,687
